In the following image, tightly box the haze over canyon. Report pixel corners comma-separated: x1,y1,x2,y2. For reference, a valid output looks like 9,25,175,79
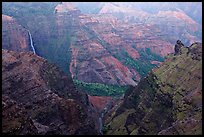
2,2,202,135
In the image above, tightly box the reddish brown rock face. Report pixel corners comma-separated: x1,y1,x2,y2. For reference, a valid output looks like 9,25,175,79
101,56,137,85
2,14,30,52
88,96,112,113
136,39,174,57
123,45,140,59
66,3,201,85
2,2,201,87
63,7,139,85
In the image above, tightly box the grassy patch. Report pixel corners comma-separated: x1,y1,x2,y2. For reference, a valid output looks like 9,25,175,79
105,109,135,135
73,79,128,96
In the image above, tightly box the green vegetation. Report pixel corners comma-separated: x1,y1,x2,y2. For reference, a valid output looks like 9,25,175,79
73,79,128,96
94,30,164,78
105,109,135,135
83,20,165,79
121,48,164,78
105,45,202,135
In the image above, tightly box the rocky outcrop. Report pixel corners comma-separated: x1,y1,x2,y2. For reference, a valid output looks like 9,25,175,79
174,40,185,55
104,42,202,135
2,49,99,135
187,42,202,60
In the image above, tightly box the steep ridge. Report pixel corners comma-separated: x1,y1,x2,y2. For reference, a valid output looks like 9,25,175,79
2,14,31,52
2,50,99,135
104,41,202,135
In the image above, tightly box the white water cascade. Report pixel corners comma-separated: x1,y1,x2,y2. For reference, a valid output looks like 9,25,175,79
28,30,36,54
99,109,106,135
99,117,103,135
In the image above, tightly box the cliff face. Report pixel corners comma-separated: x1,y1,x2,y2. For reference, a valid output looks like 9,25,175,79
57,2,201,84
2,2,201,89
2,14,31,52
2,50,99,135
104,42,202,135
53,3,139,86
88,96,112,113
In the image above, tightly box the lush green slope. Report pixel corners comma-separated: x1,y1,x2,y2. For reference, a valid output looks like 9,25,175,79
104,42,202,135
74,79,128,96
123,48,164,78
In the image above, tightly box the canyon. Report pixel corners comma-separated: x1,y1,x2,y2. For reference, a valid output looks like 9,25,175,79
2,2,202,135
2,2,201,89
104,42,202,135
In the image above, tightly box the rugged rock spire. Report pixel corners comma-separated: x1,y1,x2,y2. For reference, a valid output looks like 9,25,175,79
174,40,185,55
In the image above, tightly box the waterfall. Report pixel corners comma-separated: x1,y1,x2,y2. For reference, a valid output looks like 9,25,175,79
98,99,114,135
99,117,103,135
99,110,105,135
27,30,36,54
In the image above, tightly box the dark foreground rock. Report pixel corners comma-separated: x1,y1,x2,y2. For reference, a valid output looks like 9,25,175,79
2,49,99,135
